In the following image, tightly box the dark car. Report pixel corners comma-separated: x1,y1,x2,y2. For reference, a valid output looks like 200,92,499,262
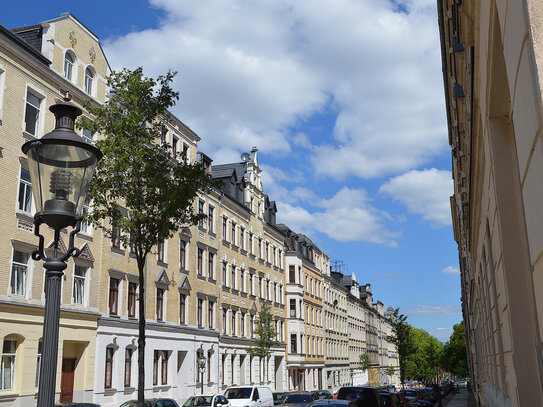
336,387,380,407
55,404,100,407
399,390,419,407
311,391,333,400
274,392,288,405
281,392,317,406
308,400,359,407
119,399,179,407
378,393,401,407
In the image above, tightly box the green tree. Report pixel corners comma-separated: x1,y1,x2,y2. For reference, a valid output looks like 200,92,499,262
390,309,415,383
248,301,279,383
79,67,217,406
441,321,468,378
359,353,371,372
385,365,396,378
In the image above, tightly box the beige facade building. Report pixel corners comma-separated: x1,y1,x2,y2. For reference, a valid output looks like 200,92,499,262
0,13,109,406
439,0,543,405
279,226,325,391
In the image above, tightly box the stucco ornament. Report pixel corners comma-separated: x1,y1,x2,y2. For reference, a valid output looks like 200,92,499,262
69,30,77,48
89,46,96,63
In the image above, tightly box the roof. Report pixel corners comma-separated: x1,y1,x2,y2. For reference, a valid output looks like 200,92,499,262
0,25,50,66
211,162,247,180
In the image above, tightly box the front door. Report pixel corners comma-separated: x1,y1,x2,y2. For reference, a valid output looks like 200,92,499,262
60,358,76,403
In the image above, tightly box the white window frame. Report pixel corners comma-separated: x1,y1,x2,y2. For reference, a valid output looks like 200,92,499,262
63,50,76,82
72,264,88,306
1,339,17,391
10,249,30,297
80,198,92,235
84,66,95,96
23,84,46,137
17,164,33,215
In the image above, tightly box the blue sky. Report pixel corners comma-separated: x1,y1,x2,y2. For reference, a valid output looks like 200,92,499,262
3,0,461,342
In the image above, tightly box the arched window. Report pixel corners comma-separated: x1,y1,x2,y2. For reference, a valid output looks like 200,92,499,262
85,67,94,95
64,52,74,81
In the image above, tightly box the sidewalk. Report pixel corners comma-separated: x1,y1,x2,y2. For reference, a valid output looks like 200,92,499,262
442,388,476,407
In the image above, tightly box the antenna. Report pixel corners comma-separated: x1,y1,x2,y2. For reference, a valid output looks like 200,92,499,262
241,152,251,162
331,259,345,273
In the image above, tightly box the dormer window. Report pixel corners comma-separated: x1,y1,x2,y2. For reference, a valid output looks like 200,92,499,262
85,67,94,95
64,52,74,81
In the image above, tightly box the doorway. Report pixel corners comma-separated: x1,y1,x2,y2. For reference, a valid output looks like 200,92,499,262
60,358,76,402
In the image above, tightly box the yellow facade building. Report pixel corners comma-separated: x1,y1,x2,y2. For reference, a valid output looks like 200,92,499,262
0,13,109,405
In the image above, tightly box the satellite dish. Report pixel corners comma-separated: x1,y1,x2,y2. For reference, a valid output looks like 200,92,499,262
241,152,251,162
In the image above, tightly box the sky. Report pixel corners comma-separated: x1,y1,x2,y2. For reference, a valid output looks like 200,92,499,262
3,0,462,342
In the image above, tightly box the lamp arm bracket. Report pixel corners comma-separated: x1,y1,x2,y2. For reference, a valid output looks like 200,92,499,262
61,218,82,262
32,220,47,261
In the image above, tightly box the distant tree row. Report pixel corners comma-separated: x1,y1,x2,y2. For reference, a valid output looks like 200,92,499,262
390,310,468,382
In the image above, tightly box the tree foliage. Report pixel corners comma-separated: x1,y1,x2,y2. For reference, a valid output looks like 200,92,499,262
403,327,443,381
248,301,279,383
385,365,396,378
359,353,371,371
78,67,217,406
440,321,468,378
390,309,415,383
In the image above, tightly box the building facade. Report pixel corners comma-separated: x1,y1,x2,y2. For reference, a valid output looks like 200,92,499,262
439,0,543,405
0,13,110,406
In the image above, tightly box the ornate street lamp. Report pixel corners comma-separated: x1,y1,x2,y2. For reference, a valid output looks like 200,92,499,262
22,97,102,407
198,353,207,395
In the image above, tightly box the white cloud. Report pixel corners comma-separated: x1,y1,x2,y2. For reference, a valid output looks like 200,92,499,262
104,0,447,180
441,265,460,275
429,327,453,342
379,168,453,227
408,304,461,317
277,186,401,246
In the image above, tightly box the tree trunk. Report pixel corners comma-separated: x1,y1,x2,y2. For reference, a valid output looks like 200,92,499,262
138,256,146,407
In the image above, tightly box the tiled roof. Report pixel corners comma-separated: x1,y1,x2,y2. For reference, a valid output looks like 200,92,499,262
211,162,247,180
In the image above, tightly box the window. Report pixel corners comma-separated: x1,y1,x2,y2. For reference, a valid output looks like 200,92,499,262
35,340,42,388
265,243,269,262
208,301,214,329
198,200,205,228
197,298,203,327
180,240,187,270
290,299,296,318
157,239,165,263
240,227,245,250
84,67,94,95
240,313,245,336
73,265,86,305
172,136,178,157
124,348,133,387
222,310,227,334
222,217,227,240
24,90,42,136
231,266,236,290
290,334,297,353
258,239,262,258
156,288,164,321
80,198,91,234
109,278,119,315
161,351,168,385
181,144,189,163
208,206,214,232
208,252,214,280
180,294,186,324
231,312,236,336
10,250,29,296
82,129,94,144
111,225,121,249
1,340,17,390
197,248,204,276
17,167,33,214
64,52,74,80
231,222,236,245
104,347,114,389
250,315,254,337
128,282,137,318
222,262,227,286
248,234,253,254
240,269,245,292
249,273,253,295
273,248,277,266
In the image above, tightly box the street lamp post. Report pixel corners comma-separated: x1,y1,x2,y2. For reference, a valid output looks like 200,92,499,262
198,354,207,395
22,97,102,407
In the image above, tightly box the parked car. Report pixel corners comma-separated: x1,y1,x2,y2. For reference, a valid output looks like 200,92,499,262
399,389,420,407
311,391,333,400
274,392,288,405
336,386,380,407
378,392,401,407
391,392,409,407
224,386,274,407
281,391,317,407
119,399,179,407
55,404,100,407
182,395,231,407
308,399,358,407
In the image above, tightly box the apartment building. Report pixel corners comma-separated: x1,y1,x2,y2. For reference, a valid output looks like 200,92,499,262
279,225,325,391
211,148,287,391
323,267,349,391
0,13,110,406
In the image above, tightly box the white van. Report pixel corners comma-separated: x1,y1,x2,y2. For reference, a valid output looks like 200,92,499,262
224,386,274,407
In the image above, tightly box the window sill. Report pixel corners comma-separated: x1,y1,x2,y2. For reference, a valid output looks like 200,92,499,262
111,247,125,256
157,260,168,268
22,131,37,141
76,232,94,242
104,388,117,396
153,385,171,391
208,278,216,284
222,240,230,247
240,249,248,256
197,274,206,281
180,268,189,275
